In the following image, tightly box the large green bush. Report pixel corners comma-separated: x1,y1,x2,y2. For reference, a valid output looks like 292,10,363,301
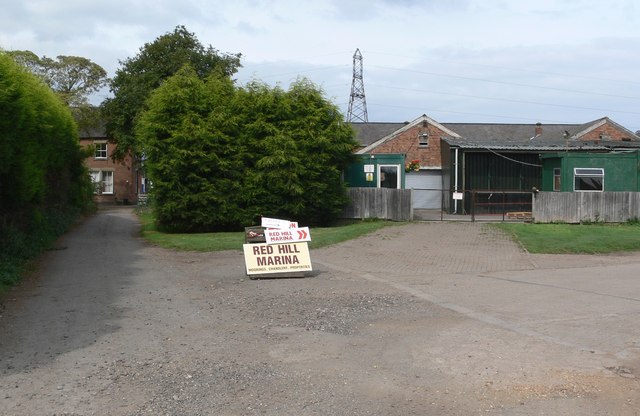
0,53,93,290
136,67,356,232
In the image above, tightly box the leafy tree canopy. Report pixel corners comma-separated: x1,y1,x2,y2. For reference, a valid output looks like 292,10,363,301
7,50,109,133
136,68,356,232
103,25,242,160
6,50,108,107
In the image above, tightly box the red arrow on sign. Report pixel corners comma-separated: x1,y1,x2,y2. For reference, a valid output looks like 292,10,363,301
297,229,308,240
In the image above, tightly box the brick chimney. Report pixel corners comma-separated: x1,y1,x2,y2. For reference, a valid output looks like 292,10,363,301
534,122,542,137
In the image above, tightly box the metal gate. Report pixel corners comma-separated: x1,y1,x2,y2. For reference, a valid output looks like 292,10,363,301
412,190,534,222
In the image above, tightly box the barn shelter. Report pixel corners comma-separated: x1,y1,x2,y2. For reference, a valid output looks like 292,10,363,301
349,115,640,214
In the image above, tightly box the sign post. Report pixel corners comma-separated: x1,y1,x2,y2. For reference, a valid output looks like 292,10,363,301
243,217,313,279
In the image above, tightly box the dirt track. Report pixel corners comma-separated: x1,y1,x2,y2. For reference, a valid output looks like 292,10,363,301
1,207,639,415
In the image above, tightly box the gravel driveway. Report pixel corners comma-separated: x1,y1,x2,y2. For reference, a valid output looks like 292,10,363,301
1,207,639,415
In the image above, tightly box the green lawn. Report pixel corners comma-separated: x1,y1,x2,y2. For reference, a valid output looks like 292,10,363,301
138,210,396,251
494,222,640,254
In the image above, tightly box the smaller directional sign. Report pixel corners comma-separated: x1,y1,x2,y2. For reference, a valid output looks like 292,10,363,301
265,227,311,244
261,217,298,230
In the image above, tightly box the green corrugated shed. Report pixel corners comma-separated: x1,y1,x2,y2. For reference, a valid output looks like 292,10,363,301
540,151,640,192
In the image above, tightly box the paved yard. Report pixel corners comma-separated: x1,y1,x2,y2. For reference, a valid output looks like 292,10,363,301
1,208,639,415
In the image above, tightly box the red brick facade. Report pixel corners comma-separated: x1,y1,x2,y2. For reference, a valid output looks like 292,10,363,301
578,121,636,143
370,123,449,169
80,138,139,205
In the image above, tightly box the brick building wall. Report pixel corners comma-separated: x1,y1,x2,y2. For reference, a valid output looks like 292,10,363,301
371,123,447,169
579,121,636,142
80,138,138,204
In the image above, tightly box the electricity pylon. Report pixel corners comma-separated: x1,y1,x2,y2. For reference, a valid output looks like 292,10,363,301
347,48,368,122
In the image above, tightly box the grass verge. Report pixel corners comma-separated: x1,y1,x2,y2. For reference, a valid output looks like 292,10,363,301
138,210,397,251
493,222,640,254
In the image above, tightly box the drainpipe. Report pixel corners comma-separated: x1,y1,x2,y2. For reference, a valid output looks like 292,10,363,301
454,148,459,213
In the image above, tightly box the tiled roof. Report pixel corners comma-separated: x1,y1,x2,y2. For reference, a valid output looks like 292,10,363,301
350,116,640,151
350,122,406,147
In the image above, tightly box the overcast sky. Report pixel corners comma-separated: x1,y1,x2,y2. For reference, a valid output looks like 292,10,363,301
2,0,639,131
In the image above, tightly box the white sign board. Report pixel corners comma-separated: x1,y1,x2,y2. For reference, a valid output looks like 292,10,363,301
265,227,311,244
364,164,375,173
243,242,312,275
261,217,297,229
453,192,464,200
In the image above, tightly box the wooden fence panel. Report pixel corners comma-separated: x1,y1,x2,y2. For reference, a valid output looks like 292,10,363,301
343,188,413,221
533,192,640,223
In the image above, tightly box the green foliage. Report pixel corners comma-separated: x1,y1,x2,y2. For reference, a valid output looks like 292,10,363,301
137,67,243,231
44,55,108,107
237,78,356,226
137,70,357,232
7,50,109,134
7,50,109,107
0,53,94,289
102,25,242,160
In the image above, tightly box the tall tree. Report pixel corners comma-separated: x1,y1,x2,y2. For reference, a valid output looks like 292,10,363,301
6,51,108,107
103,25,241,160
7,50,108,134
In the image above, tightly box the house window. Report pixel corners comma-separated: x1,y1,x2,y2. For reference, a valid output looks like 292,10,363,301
574,168,604,192
378,165,400,189
94,142,107,159
90,170,114,194
553,168,561,191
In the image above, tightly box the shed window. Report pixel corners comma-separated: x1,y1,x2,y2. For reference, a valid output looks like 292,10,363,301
574,168,604,192
553,168,561,191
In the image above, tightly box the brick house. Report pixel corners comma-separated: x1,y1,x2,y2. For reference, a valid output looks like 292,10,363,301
350,115,459,209
79,125,141,205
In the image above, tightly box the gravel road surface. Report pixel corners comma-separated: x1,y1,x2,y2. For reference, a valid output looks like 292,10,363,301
1,207,639,415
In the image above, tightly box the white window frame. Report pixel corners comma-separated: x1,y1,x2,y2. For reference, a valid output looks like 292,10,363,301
90,170,114,195
94,142,107,159
377,164,401,189
573,168,604,192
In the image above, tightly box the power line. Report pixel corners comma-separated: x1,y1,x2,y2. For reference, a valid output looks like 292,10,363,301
478,146,542,167
368,64,640,101
368,83,640,116
362,50,640,87
235,51,639,128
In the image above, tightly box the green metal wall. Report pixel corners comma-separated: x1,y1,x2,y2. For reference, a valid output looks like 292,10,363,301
540,157,561,191
540,152,640,192
344,154,406,188
464,152,541,191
